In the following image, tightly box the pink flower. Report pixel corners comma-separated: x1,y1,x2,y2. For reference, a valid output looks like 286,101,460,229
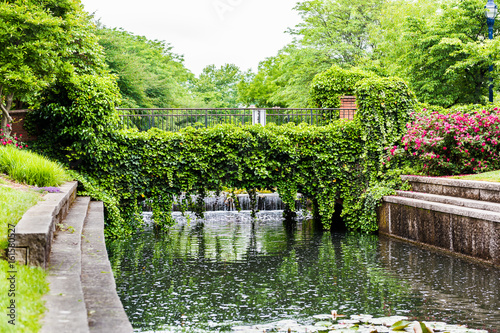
443,147,447,150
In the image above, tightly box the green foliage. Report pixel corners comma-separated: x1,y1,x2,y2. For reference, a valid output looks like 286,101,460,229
291,0,384,66
26,73,121,161
0,261,48,333
355,76,417,177
0,145,70,187
192,64,243,108
309,65,373,108
375,0,499,107
64,121,377,234
97,27,196,108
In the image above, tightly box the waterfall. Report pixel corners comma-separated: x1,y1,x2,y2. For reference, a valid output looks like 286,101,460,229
171,193,302,212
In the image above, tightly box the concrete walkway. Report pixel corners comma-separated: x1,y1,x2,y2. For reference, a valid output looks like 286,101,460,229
42,198,133,332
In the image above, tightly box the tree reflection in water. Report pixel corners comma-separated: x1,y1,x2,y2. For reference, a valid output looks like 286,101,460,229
106,213,499,332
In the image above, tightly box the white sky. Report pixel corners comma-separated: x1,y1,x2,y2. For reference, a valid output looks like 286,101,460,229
80,0,303,76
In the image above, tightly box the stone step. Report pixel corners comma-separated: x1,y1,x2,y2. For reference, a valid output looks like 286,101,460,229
396,190,500,214
401,175,500,203
81,201,133,333
383,195,500,223
41,196,91,333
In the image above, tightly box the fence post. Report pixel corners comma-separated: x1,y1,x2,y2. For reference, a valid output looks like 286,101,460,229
259,109,266,126
205,109,208,128
251,105,258,125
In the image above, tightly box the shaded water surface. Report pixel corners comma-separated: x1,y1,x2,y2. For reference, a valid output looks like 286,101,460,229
106,212,500,332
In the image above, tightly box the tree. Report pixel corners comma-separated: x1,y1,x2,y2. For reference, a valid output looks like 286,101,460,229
374,0,500,107
238,45,335,108
289,0,384,66
0,0,78,135
97,27,196,108
191,64,243,108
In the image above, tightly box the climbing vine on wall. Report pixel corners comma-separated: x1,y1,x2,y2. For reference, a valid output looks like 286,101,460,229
29,75,416,238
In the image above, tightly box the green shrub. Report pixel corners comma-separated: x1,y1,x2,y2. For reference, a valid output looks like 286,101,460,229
355,76,417,178
0,145,70,187
26,74,121,164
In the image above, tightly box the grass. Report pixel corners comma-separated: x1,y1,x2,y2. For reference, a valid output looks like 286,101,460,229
0,145,70,187
0,260,48,333
0,186,42,250
0,146,71,332
0,185,47,332
449,170,500,182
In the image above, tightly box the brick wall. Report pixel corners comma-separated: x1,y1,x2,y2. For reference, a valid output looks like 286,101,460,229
339,96,356,120
10,110,37,142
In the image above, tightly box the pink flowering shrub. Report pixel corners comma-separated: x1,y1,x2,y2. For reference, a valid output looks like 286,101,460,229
393,107,500,175
0,126,27,150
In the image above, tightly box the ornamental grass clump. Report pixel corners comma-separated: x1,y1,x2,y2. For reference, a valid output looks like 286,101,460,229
394,107,500,175
0,145,70,187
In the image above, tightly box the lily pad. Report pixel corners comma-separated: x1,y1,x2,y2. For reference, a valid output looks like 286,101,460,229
391,320,412,330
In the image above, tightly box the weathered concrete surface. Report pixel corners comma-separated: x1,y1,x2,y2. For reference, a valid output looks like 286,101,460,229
41,196,91,333
380,198,500,266
81,202,133,333
396,190,500,213
401,175,500,203
13,181,77,267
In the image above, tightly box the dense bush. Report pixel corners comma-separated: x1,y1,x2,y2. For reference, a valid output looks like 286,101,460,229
26,74,121,162
394,107,500,175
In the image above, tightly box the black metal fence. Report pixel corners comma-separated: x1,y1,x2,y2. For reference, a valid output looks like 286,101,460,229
117,108,356,132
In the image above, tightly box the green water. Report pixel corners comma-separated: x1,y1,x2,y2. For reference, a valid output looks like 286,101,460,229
106,212,500,332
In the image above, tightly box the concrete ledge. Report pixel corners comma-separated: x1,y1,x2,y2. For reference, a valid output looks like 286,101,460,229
401,175,500,202
384,195,500,222
396,190,500,213
41,196,91,333
13,181,77,268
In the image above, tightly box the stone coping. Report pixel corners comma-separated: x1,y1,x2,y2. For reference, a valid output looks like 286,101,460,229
395,190,500,213
383,195,500,223
401,175,500,191
13,181,77,267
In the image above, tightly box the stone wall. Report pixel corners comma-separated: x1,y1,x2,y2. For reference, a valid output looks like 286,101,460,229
379,176,500,267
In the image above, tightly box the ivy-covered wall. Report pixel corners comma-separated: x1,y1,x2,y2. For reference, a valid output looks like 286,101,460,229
28,74,416,238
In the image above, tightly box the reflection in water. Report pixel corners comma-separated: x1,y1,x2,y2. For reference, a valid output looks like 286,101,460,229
106,212,500,332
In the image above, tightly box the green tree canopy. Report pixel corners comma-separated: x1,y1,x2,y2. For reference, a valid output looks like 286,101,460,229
191,64,243,108
0,0,80,134
97,27,196,108
372,0,500,107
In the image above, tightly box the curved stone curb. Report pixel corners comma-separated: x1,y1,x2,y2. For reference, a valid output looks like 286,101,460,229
13,181,77,268
41,196,91,333
81,201,133,332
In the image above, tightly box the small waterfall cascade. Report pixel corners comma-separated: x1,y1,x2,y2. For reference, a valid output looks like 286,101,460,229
172,193,303,212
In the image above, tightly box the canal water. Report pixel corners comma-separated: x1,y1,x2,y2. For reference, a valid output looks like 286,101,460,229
106,212,500,332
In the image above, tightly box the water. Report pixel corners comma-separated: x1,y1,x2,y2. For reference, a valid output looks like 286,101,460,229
106,212,500,332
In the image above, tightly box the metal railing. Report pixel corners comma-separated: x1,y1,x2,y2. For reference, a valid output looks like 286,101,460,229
117,108,356,132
